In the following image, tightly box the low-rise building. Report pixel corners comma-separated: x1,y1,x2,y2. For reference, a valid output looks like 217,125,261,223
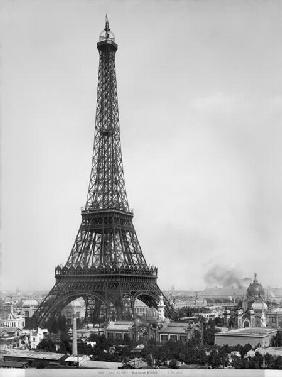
28,327,49,349
157,322,193,343
267,308,282,328
0,327,23,350
73,327,104,340
3,350,67,367
105,321,134,341
0,302,14,320
134,299,159,321
215,327,277,348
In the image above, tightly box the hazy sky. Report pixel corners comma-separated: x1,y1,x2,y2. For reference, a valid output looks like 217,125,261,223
1,0,282,292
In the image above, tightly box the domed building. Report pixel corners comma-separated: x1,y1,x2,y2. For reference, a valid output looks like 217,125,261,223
246,273,265,305
239,274,268,328
224,273,269,329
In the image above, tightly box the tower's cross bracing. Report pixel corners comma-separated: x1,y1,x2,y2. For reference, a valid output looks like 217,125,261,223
86,33,128,212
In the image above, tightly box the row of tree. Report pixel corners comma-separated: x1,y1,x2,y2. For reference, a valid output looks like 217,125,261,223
140,340,282,369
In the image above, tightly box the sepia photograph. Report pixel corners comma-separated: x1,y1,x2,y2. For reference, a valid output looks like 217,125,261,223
1,0,282,374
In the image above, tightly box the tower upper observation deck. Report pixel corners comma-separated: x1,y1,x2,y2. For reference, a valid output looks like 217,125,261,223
97,15,117,51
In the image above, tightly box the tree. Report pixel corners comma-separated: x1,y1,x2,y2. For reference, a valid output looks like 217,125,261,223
203,319,219,346
218,346,230,367
274,356,282,369
271,332,282,347
241,357,250,369
145,353,154,367
76,318,83,329
189,329,201,347
77,341,94,356
240,344,252,358
214,317,224,327
251,352,263,369
265,353,275,369
168,359,178,368
231,355,243,369
46,317,58,334
37,338,56,352
59,336,72,354
208,349,222,368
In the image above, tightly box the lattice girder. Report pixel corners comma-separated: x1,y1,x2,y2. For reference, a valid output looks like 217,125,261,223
33,274,173,327
86,40,129,211
65,210,148,268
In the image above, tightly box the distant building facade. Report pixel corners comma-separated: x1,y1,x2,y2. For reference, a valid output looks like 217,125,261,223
267,308,282,329
61,299,85,325
21,300,39,319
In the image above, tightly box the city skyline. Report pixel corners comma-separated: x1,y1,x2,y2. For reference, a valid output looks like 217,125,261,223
2,1,282,291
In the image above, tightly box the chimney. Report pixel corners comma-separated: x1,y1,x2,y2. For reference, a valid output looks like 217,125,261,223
72,314,78,356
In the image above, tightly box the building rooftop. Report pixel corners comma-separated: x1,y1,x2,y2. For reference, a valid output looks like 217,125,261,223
159,322,189,335
21,299,38,307
80,360,122,369
0,327,21,334
106,321,134,331
5,350,66,360
252,302,268,311
216,327,277,338
65,355,90,363
134,299,147,308
271,307,282,314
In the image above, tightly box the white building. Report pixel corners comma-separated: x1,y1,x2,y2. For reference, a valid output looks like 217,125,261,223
0,312,25,330
21,327,49,350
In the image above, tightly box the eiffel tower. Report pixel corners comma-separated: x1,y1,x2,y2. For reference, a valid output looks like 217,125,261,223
32,17,173,326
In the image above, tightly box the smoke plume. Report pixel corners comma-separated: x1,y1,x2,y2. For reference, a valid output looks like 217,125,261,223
204,265,245,289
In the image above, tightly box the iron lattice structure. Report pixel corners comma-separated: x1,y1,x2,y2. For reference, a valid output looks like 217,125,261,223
32,18,173,326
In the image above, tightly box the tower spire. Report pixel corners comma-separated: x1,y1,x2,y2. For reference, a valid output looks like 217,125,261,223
105,14,110,32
